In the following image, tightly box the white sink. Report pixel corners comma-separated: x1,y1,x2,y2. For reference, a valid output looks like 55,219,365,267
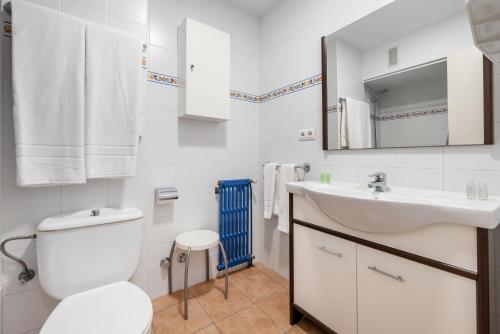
287,181,500,233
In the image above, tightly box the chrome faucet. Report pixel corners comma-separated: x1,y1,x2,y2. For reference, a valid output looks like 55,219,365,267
368,172,390,192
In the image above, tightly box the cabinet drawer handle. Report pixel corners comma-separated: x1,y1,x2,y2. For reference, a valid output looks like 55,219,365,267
368,266,404,282
317,246,342,258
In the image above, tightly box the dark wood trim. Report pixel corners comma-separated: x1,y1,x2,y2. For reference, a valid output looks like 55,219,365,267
483,56,493,145
293,218,478,280
292,304,337,334
289,193,301,325
476,228,489,334
321,36,328,151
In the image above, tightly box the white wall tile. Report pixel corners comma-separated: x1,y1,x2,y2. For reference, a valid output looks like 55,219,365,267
3,288,57,334
109,0,147,24
61,0,108,24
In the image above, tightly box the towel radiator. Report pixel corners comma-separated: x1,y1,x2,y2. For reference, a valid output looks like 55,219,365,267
215,179,253,271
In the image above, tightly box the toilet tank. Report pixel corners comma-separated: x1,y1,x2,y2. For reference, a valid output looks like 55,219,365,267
37,208,144,300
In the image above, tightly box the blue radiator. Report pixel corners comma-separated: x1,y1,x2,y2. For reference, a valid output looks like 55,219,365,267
216,179,253,271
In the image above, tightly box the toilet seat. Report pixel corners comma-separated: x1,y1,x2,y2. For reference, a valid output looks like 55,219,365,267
40,281,152,334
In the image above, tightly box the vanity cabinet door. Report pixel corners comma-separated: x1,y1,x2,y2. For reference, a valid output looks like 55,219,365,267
293,224,357,334
357,245,476,334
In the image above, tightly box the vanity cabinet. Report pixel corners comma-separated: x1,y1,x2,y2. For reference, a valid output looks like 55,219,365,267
290,194,489,334
357,245,476,334
294,224,357,334
177,17,230,122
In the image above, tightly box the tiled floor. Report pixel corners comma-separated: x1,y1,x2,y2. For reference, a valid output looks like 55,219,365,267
151,263,327,334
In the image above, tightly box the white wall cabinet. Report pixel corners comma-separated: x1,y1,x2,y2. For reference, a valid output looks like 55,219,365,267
294,224,357,334
178,17,230,121
293,224,477,334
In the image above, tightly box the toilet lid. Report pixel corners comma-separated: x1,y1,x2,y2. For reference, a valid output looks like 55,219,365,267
40,281,152,334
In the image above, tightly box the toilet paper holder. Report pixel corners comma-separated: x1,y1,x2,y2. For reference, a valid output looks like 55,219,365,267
155,187,179,204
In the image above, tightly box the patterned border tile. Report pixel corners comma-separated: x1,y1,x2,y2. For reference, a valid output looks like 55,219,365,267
230,90,260,103
147,71,179,87
328,103,448,121
375,107,448,121
147,71,322,104
259,74,322,103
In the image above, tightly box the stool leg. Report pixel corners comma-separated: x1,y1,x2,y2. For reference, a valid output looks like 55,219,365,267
205,249,210,282
167,241,176,295
218,241,229,299
184,247,191,320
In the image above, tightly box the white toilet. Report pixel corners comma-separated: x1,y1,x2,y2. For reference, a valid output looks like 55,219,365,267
36,208,152,334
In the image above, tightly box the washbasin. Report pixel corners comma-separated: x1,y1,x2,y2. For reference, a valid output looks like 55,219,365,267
286,181,500,233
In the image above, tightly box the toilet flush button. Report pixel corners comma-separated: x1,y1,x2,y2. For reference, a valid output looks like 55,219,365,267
90,209,100,217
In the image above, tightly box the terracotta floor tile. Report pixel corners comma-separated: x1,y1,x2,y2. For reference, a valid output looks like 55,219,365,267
228,266,261,281
262,269,289,288
190,277,230,297
196,285,251,322
196,325,221,333
253,262,268,271
153,290,192,313
215,305,282,334
256,291,291,332
233,272,285,302
153,299,212,334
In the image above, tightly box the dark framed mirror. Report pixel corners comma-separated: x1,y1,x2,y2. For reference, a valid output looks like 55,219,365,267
322,0,493,151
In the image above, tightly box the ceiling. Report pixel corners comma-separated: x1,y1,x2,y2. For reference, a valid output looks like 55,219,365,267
225,0,280,16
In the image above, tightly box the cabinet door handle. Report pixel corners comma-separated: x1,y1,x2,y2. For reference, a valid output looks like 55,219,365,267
368,266,404,282
317,246,342,258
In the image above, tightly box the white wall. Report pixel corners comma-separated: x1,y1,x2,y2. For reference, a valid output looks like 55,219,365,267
0,0,260,333
257,0,500,330
362,13,473,80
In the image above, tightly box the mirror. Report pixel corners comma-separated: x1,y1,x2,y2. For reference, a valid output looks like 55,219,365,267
322,0,493,150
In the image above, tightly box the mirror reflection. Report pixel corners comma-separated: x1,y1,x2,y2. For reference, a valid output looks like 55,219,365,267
323,0,493,150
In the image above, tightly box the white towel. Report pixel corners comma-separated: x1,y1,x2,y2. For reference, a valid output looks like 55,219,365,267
345,97,373,149
277,164,297,234
12,0,86,186
339,99,348,148
263,163,278,219
85,23,143,178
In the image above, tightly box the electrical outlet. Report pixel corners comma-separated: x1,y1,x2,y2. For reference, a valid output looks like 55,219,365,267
299,128,316,141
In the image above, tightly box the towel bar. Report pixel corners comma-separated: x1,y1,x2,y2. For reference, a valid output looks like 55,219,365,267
262,162,311,173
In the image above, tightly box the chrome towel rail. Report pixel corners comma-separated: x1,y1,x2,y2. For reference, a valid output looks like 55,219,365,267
0,234,37,284
262,162,311,173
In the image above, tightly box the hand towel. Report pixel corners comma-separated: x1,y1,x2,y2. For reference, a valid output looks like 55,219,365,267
345,97,373,149
277,164,297,234
263,163,278,219
85,23,143,178
12,0,86,186
339,99,348,148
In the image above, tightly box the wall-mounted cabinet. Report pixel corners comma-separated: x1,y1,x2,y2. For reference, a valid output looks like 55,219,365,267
178,17,230,122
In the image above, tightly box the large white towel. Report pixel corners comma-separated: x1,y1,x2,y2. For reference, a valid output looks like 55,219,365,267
85,23,143,178
277,164,297,234
345,97,373,149
263,163,278,219
12,0,86,186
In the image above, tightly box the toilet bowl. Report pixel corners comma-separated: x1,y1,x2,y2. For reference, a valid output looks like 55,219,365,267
36,208,152,334
41,281,152,334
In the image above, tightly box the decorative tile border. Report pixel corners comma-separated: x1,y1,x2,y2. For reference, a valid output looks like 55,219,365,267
147,71,180,87
327,104,447,121
147,71,323,103
259,74,322,103
229,90,260,103
375,107,448,121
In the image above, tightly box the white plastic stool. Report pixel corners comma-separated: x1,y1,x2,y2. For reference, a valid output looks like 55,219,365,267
166,230,228,320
